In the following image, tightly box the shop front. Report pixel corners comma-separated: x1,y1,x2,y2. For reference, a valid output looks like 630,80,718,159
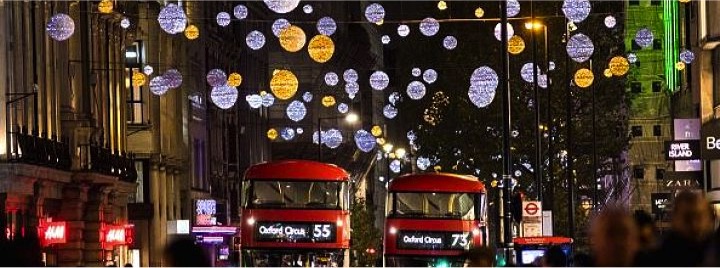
192,199,237,267
100,224,136,267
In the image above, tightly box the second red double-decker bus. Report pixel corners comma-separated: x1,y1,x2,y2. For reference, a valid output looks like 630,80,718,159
384,173,488,267
240,160,351,267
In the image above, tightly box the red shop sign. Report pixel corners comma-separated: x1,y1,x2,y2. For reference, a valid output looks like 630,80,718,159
102,224,134,247
38,221,67,246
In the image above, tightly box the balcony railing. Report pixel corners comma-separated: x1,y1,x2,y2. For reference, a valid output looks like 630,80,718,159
79,144,138,183
8,131,72,171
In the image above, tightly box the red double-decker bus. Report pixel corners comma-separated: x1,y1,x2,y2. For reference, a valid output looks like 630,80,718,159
384,173,488,267
240,160,351,267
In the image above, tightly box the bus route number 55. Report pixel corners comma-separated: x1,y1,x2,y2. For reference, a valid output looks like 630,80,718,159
313,224,332,238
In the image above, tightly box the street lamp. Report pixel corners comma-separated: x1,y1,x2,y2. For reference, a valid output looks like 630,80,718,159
382,143,394,154
345,112,359,124
395,148,406,159
525,19,549,205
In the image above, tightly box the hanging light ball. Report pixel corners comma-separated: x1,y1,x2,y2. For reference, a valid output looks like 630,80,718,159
206,69,227,87
508,35,526,55
364,3,386,24
437,1,448,10
383,104,398,119
538,74,548,88
267,128,279,140
371,125,383,137
303,4,314,14
419,17,440,37
443,36,458,50
157,3,187,35
246,94,263,109
603,69,613,78
406,81,427,100
270,70,299,100
423,69,438,84
354,130,377,153
227,73,243,87
322,129,342,149
149,76,169,96
308,35,335,63
132,72,146,87
216,12,231,27
608,56,630,76
296,127,304,135
98,0,113,13
520,63,540,83
469,66,499,108
272,18,291,37
604,15,616,28
574,68,594,88
286,100,307,122
680,49,695,64
234,4,248,19
494,23,514,41
417,157,431,171
411,68,422,77
562,0,591,23
120,18,131,29
263,0,300,14
211,85,239,109
475,7,485,18
279,25,306,53
313,131,324,144
566,33,594,63
507,0,520,17
634,27,654,48
184,25,200,40
261,93,275,107
246,30,266,50
390,159,401,173
389,92,401,105
325,72,339,86
370,71,390,90
549,61,556,71
345,82,360,96
676,61,686,70
46,13,75,41
322,95,337,107
163,69,183,89
338,103,349,114
317,17,337,36
302,92,313,102
143,65,154,76
397,24,410,37
343,69,359,82
280,127,296,141
381,35,391,44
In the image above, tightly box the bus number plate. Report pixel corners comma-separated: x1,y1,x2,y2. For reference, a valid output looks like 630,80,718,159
255,222,336,243
397,231,471,250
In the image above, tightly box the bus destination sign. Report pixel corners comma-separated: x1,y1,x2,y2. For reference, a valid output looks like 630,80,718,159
396,231,471,250
255,222,336,243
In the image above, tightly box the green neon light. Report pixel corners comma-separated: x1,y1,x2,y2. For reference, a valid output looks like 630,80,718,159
663,0,679,92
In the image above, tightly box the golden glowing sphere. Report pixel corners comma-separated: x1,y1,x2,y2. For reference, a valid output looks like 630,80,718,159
279,25,307,53
603,69,613,78
270,70,299,100
389,153,396,159
371,125,383,137
267,128,278,140
491,180,498,188
227,73,242,87
433,165,442,172
98,0,113,14
608,56,630,76
307,35,335,63
321,95,336,107
475,7,485,18
185,25,199,40
676,61,686,70
376,138,386,145
508,35,525,55
132,72,146,87
437,1,448,10
260,90,268,96
574,68,594,88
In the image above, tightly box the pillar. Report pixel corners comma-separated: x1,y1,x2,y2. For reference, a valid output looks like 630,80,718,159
158,165,168,262
174,170,182,220
149,162,161,266
83,185,108,267
57,184,88,267
166,170,174,221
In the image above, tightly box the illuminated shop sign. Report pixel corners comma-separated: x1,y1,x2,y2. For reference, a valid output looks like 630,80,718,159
396,231,471,250
38,221,67,246
195,199,217,226
255,222,336,243
101,224,135,247
664,140,700,160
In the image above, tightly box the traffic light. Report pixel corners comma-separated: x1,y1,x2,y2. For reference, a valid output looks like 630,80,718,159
365,248,376,254
512,189,525,223
434,258,449,268
495,250,507,267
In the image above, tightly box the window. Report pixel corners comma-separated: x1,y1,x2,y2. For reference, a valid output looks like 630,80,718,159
133,161,145,203
652,81,663,92
653,39,662,50
391,192,477,220
634,166,644,179
656,168,665,180
713,49,720,107
193,139,207,190
249,181,346,210
126,41,145,125
632,126,643,137
631,82,642,93
653,125,662,136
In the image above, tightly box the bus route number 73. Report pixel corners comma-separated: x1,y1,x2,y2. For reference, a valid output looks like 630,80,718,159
313,224,332,238
451,233,469,248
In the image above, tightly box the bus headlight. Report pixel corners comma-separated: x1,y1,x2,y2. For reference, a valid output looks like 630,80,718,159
472,228,481,236
389,227,397,235
336,219,344,227
247,217,255,226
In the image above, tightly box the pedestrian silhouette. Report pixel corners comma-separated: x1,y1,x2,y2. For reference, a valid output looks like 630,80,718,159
164,237,211,267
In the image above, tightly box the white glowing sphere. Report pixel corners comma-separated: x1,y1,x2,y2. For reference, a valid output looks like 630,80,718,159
46,13,75,41
494,23,514,41
562,0,591,23
364,3,385,24
272,18,291,37
419,17,440,37
423,69,438,84
317,17,337,36
325,72,339,86
263,0,300,14
354,130,377,153
246,94,263,109
157,4,187,35
216,12,231,27
397,24,410,37
370,71,390,90
246,30,266,50
443,36,457,50
206,69,227,87
210,85,238,109
286,100,307,122
406,81,426,100
383,104,398,119
343,69,359,82
234,5,248,19
566,33,594,63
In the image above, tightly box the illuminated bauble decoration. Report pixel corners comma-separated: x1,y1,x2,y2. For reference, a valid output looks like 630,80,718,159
419,17,440,37
98,0,113,13
628,53,638,64
475,7,485,18
469,66,499,108
562,0,591,23
322,95,337,107
261,93,275,107
120,18,131,29
494,23,514,41
411,68,422,77
345,82,360,95
234,5,248,19
324,129,343,149
538,74,548,88
303,4,313,14
281,127,296,141
390,159,401,173
149,76,169,96
267,128,278,140
163,69,183,89
417,157,431,171
157,4,187,35
371,126,383,137
468,84,495,108
423,69,438,84
286,100,307,122
370,71,390,90
508,35,526,55
383,104,398,119
406,81,427,100
325,72,339,86
308,35,335,63
604,15,616,28
216,12,231,27
443,36,457,50
296,127,304,134
608,56,630,76
397,25,410,37
354,130,377,153
566,33,594,63
143,65,154,75
132,72,146,87
270,70,299,100
676,61,686,70
317,17,337,36
246,94,263,109
507,0,520,17
46,13,75,41
603,69,613,78
634,28,654,48
246,30,266,50
365,3,385,24
211,85,239,109
263,0,300,14
343,69,359,82
680,49,695,64
272,18,291,37
184,25,199,40
206,69,227,87
438,1,448,10
338,103,349,113
313,131,324,144
549,61,556,71
389,92,401,105
227,73,242,87
574,68,594,88
520,63,540,83
302,92,313,102
381,35,391,44
279,25,306,53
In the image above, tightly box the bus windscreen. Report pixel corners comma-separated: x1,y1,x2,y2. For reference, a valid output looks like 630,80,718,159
249,181,345,209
